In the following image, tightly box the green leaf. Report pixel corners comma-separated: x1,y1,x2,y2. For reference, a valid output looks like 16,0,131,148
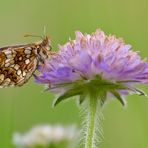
53,87,83,107
110,90,126,106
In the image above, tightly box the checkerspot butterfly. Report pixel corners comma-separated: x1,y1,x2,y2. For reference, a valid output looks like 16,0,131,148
0,35,53,88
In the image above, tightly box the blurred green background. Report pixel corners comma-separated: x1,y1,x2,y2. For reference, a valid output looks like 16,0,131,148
0,0,148,147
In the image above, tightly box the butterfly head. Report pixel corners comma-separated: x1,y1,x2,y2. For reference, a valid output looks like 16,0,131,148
24,33,52,63
37,36,52,63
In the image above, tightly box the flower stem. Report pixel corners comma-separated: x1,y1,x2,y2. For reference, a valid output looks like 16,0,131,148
85,94,98,148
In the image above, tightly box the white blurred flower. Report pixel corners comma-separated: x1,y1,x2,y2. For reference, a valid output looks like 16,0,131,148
13,125,77,148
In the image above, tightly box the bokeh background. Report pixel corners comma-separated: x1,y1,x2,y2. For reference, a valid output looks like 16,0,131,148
0,0,148,147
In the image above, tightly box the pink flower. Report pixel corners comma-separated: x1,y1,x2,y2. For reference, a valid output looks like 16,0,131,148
35,29,148,106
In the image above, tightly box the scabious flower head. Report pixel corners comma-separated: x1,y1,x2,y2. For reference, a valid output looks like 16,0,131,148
35,29,148,106
13,125,77,148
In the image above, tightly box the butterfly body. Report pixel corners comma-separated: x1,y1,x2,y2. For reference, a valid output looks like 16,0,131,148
0,36,51,87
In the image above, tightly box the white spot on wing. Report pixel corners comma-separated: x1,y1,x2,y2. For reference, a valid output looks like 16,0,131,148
10,64,15,68
4,50,11,55
0,74,4,82
26,55,30,58
6,54,12,59
17,69,22,76
14,64,20,70
24,49,31,54
25,47,31,50
25,59,30,64
4,78,11,83
5,59,11,63
2,78,11,86
22,71,26,77
5,63,10,67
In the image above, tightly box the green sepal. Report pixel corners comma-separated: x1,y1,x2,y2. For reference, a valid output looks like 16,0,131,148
52,75,130,107
90,77,128,91
100,91,107,107
79,93,87,105
53,87,83,107
132,88,147,96
110,90,126,106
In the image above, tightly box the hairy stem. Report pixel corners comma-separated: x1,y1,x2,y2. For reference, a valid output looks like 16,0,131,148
85,94,98,148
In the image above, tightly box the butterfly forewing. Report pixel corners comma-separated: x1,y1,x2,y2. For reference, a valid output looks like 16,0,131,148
0,37,50,88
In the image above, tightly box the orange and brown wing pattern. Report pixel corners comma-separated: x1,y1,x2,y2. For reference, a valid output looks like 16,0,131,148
0,36,51,88
0,45,38,87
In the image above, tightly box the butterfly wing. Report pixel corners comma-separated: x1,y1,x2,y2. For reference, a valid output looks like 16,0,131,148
0,45,38,87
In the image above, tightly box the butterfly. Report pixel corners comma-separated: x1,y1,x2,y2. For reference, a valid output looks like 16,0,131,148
0,35,53,88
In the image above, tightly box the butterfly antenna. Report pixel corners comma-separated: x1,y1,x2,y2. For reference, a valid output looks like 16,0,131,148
43,26,47,38
24,34,43,39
